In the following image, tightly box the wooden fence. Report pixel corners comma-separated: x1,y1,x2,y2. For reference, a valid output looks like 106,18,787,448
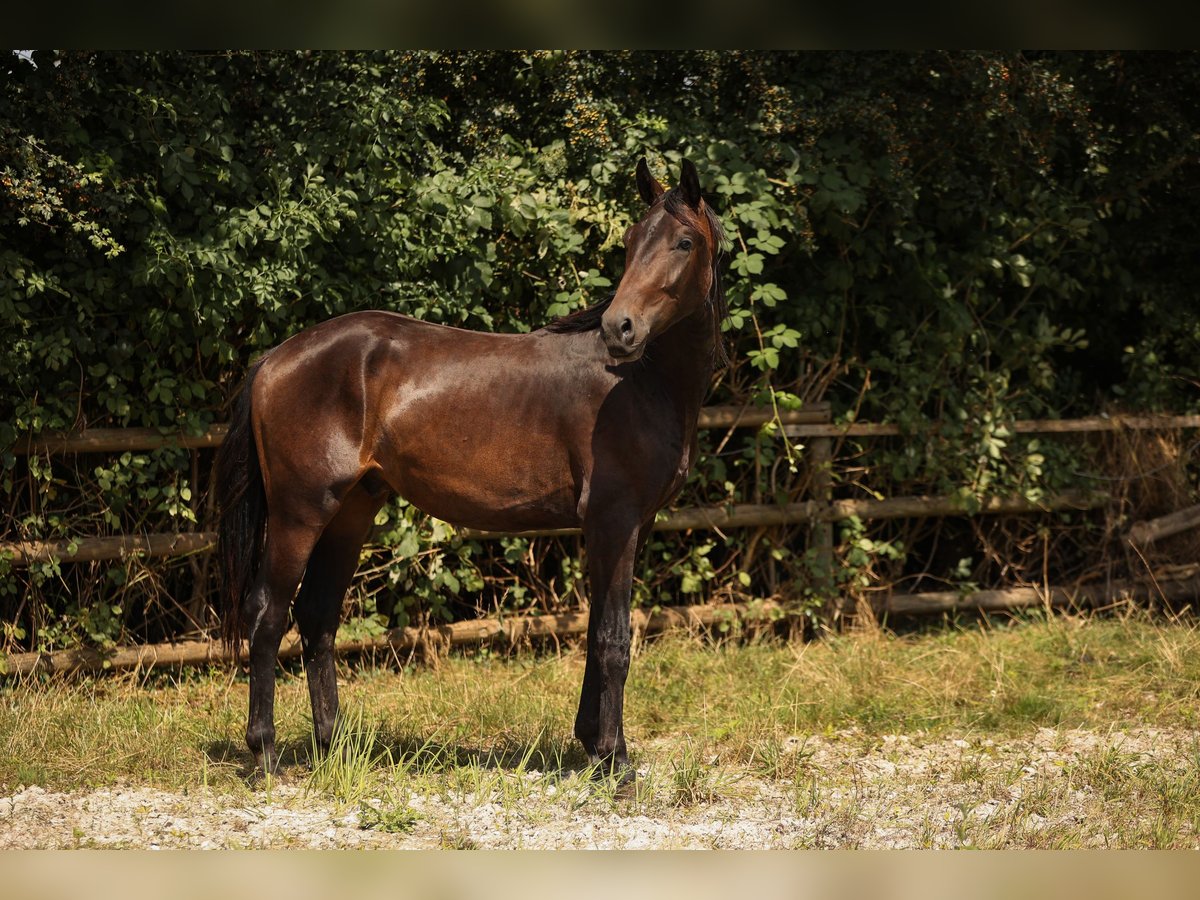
4,406,1200,664
9,403,1176,567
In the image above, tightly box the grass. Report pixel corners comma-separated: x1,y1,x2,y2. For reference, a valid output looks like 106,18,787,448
357,800,421,834
4,609,1200,846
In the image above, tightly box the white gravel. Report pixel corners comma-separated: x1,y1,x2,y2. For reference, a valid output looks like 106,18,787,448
1,726,1195,848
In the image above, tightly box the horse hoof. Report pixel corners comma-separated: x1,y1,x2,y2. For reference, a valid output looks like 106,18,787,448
586,755,636,789
613,766,637,794
253,748,280,779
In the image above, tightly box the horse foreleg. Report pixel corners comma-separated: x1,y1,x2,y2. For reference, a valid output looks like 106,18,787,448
244,522,318,775
293,484,383,756
575,515,641,782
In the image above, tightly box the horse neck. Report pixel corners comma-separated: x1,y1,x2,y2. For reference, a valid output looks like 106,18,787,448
646,299,718,430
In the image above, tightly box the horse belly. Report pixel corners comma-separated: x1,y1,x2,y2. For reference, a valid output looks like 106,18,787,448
379,428,581,533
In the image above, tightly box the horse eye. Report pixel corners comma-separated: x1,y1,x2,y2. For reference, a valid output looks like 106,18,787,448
677,238,693,251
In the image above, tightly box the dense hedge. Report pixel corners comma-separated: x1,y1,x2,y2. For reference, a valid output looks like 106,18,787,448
2,51,1198,651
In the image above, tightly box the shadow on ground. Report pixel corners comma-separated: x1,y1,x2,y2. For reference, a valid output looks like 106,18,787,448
203,722,593,784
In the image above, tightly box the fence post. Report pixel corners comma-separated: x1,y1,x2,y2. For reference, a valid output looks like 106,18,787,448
809,434,838,627
786,418,837,630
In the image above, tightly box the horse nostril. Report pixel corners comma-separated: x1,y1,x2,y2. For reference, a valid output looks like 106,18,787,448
619,317,634,338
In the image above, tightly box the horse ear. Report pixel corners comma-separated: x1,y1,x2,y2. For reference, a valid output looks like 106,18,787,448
680,159,702,209
636,158,665,205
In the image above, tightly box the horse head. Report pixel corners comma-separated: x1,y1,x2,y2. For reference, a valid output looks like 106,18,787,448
601,158,724,363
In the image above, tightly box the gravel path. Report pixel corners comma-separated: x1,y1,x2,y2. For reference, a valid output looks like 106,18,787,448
2,726,1195,848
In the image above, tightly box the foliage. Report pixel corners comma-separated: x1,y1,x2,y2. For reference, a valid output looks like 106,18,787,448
2,51,1199,650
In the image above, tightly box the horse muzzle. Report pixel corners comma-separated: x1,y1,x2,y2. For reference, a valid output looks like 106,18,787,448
601,312,647,362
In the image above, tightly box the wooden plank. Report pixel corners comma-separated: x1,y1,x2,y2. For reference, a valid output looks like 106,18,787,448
0,601,785,676
460,491,1102,539
13,412,1199,457
785,422,902,438
785,414,1200,439
1,491,1105,566
887,586,1063,615
1127,503,1200,548
1,532,216,567
16,426,229,455
12,406,831,457
884,572,1200,615
827,490,1103,521
1010,415,1200,434
696,403,830,429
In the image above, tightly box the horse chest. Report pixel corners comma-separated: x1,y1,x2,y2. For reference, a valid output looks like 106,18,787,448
632,426,696,518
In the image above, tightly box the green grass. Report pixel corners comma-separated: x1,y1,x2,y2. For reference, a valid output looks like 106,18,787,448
4,610,1200,846
357,799,421,834
5,611,1200,793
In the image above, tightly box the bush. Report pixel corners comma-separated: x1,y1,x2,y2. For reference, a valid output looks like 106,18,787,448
2,51,1198,651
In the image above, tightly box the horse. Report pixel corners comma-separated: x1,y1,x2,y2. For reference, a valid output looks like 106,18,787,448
214,158,729,781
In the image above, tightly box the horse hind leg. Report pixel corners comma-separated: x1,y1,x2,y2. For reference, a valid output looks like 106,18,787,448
293,478,388,757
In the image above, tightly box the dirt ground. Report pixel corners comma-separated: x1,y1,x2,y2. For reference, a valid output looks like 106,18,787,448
3,725,1194,849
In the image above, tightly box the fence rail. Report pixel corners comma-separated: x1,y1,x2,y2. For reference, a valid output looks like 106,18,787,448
14,409,1199,456
0,601,780,676
1,490,1106,567
784,413,1200,439
10,403,834,456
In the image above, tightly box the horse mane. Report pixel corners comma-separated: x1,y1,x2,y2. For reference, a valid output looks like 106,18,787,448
544,187,731,368
544,292,615,333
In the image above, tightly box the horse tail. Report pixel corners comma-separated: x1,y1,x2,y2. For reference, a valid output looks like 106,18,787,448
213,358,268,650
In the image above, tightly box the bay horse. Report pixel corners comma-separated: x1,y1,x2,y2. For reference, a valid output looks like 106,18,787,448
214,158,729,781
